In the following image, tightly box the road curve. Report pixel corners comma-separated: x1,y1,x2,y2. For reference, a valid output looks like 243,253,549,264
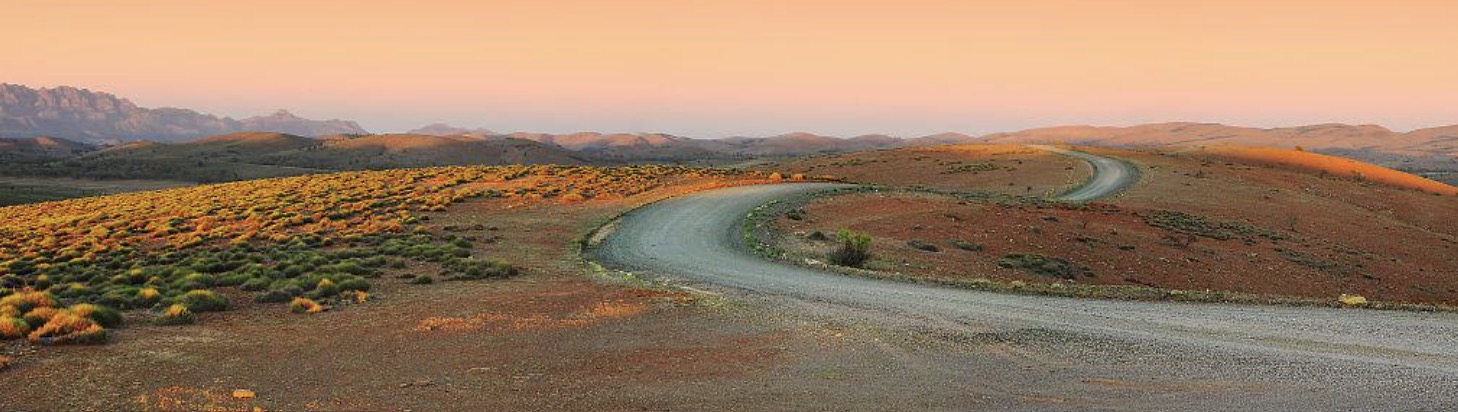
590,183,1458,408
1032,144,1139,201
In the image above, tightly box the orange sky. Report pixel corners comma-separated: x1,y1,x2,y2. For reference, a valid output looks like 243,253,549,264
8,0,1458,136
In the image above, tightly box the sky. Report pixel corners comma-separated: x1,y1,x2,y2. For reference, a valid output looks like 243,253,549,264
7,0,1458,137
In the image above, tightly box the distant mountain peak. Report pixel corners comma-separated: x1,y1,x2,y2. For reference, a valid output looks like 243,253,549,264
407,123,496,137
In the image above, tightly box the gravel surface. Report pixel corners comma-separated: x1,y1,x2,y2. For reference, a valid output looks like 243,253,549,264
1034,144,1139,201
590,182,1458,410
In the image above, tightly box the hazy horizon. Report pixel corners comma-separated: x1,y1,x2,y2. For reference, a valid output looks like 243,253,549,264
9,0,1458,137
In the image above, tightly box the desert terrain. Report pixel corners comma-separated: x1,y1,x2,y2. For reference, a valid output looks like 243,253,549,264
4,143,1458,411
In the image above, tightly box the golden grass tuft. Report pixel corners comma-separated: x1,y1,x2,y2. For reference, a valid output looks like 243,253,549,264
0,305,17,318
155,304,196,326
1339,294,1369,307
289,297,325,314
0,290,57,314
28,312,107,345
348,290,368,304
68,303,123,328
138,287,161,302
0,355,11,371
0,316,31,339
21,306,62,328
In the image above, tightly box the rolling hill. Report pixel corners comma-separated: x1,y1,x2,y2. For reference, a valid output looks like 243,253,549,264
5,132,590,182
982,122,1458,174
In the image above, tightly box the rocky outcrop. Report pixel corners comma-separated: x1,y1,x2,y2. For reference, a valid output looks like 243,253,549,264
0,84,368,141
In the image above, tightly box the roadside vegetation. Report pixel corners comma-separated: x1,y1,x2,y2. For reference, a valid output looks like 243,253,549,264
828,229,872,267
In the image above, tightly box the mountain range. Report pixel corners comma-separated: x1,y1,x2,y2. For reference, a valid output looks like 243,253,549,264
0,84,366,141
2,83,1456,180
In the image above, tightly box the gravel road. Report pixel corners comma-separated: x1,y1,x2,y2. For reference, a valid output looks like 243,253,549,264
590,182,1458,410
1033,144,1139,201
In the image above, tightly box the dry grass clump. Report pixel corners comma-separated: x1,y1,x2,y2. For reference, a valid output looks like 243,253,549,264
28,312,106,345
289,297,326,314
69,303,124,328
0,290,118,344
138,287,162,304
21,306,63,328
155,304,196,326
0,291,57,315
0,316,30,339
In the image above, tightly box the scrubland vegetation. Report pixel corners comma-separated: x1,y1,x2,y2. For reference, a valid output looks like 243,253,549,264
0,164,751,346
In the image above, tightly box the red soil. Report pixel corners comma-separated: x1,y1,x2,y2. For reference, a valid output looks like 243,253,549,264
761,144,1091,196
769,145,1458,305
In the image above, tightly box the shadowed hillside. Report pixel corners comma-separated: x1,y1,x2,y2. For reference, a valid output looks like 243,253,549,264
2,133,590,183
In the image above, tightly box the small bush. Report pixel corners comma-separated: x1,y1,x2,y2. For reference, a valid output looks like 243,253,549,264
807,231,829,241
155,304,196,326
409,275,435,285
336,278,370,292
311,278,340,298
907,240,940,252
174,290,229,312
997,254,1094,279
290,297,325,314
68,304,123,328
828,229,872,268
254,290,293,303
950,240,984,252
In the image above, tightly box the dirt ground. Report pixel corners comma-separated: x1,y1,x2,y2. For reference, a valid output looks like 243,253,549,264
758,144,1090,197
768,146,1458,305
0,177,1171,412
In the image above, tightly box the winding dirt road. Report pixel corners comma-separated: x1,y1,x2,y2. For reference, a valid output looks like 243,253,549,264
589,152,1458,409
1033,144,1140,201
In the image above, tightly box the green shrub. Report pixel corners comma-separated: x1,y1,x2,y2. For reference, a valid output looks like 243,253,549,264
409,275,435,285
254,290,294,303
336,278,370,292
240,277,271,292
828,229,872,268
174,290,229,312
950,240,984,252
997,254,1094,279
310,278,340,298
